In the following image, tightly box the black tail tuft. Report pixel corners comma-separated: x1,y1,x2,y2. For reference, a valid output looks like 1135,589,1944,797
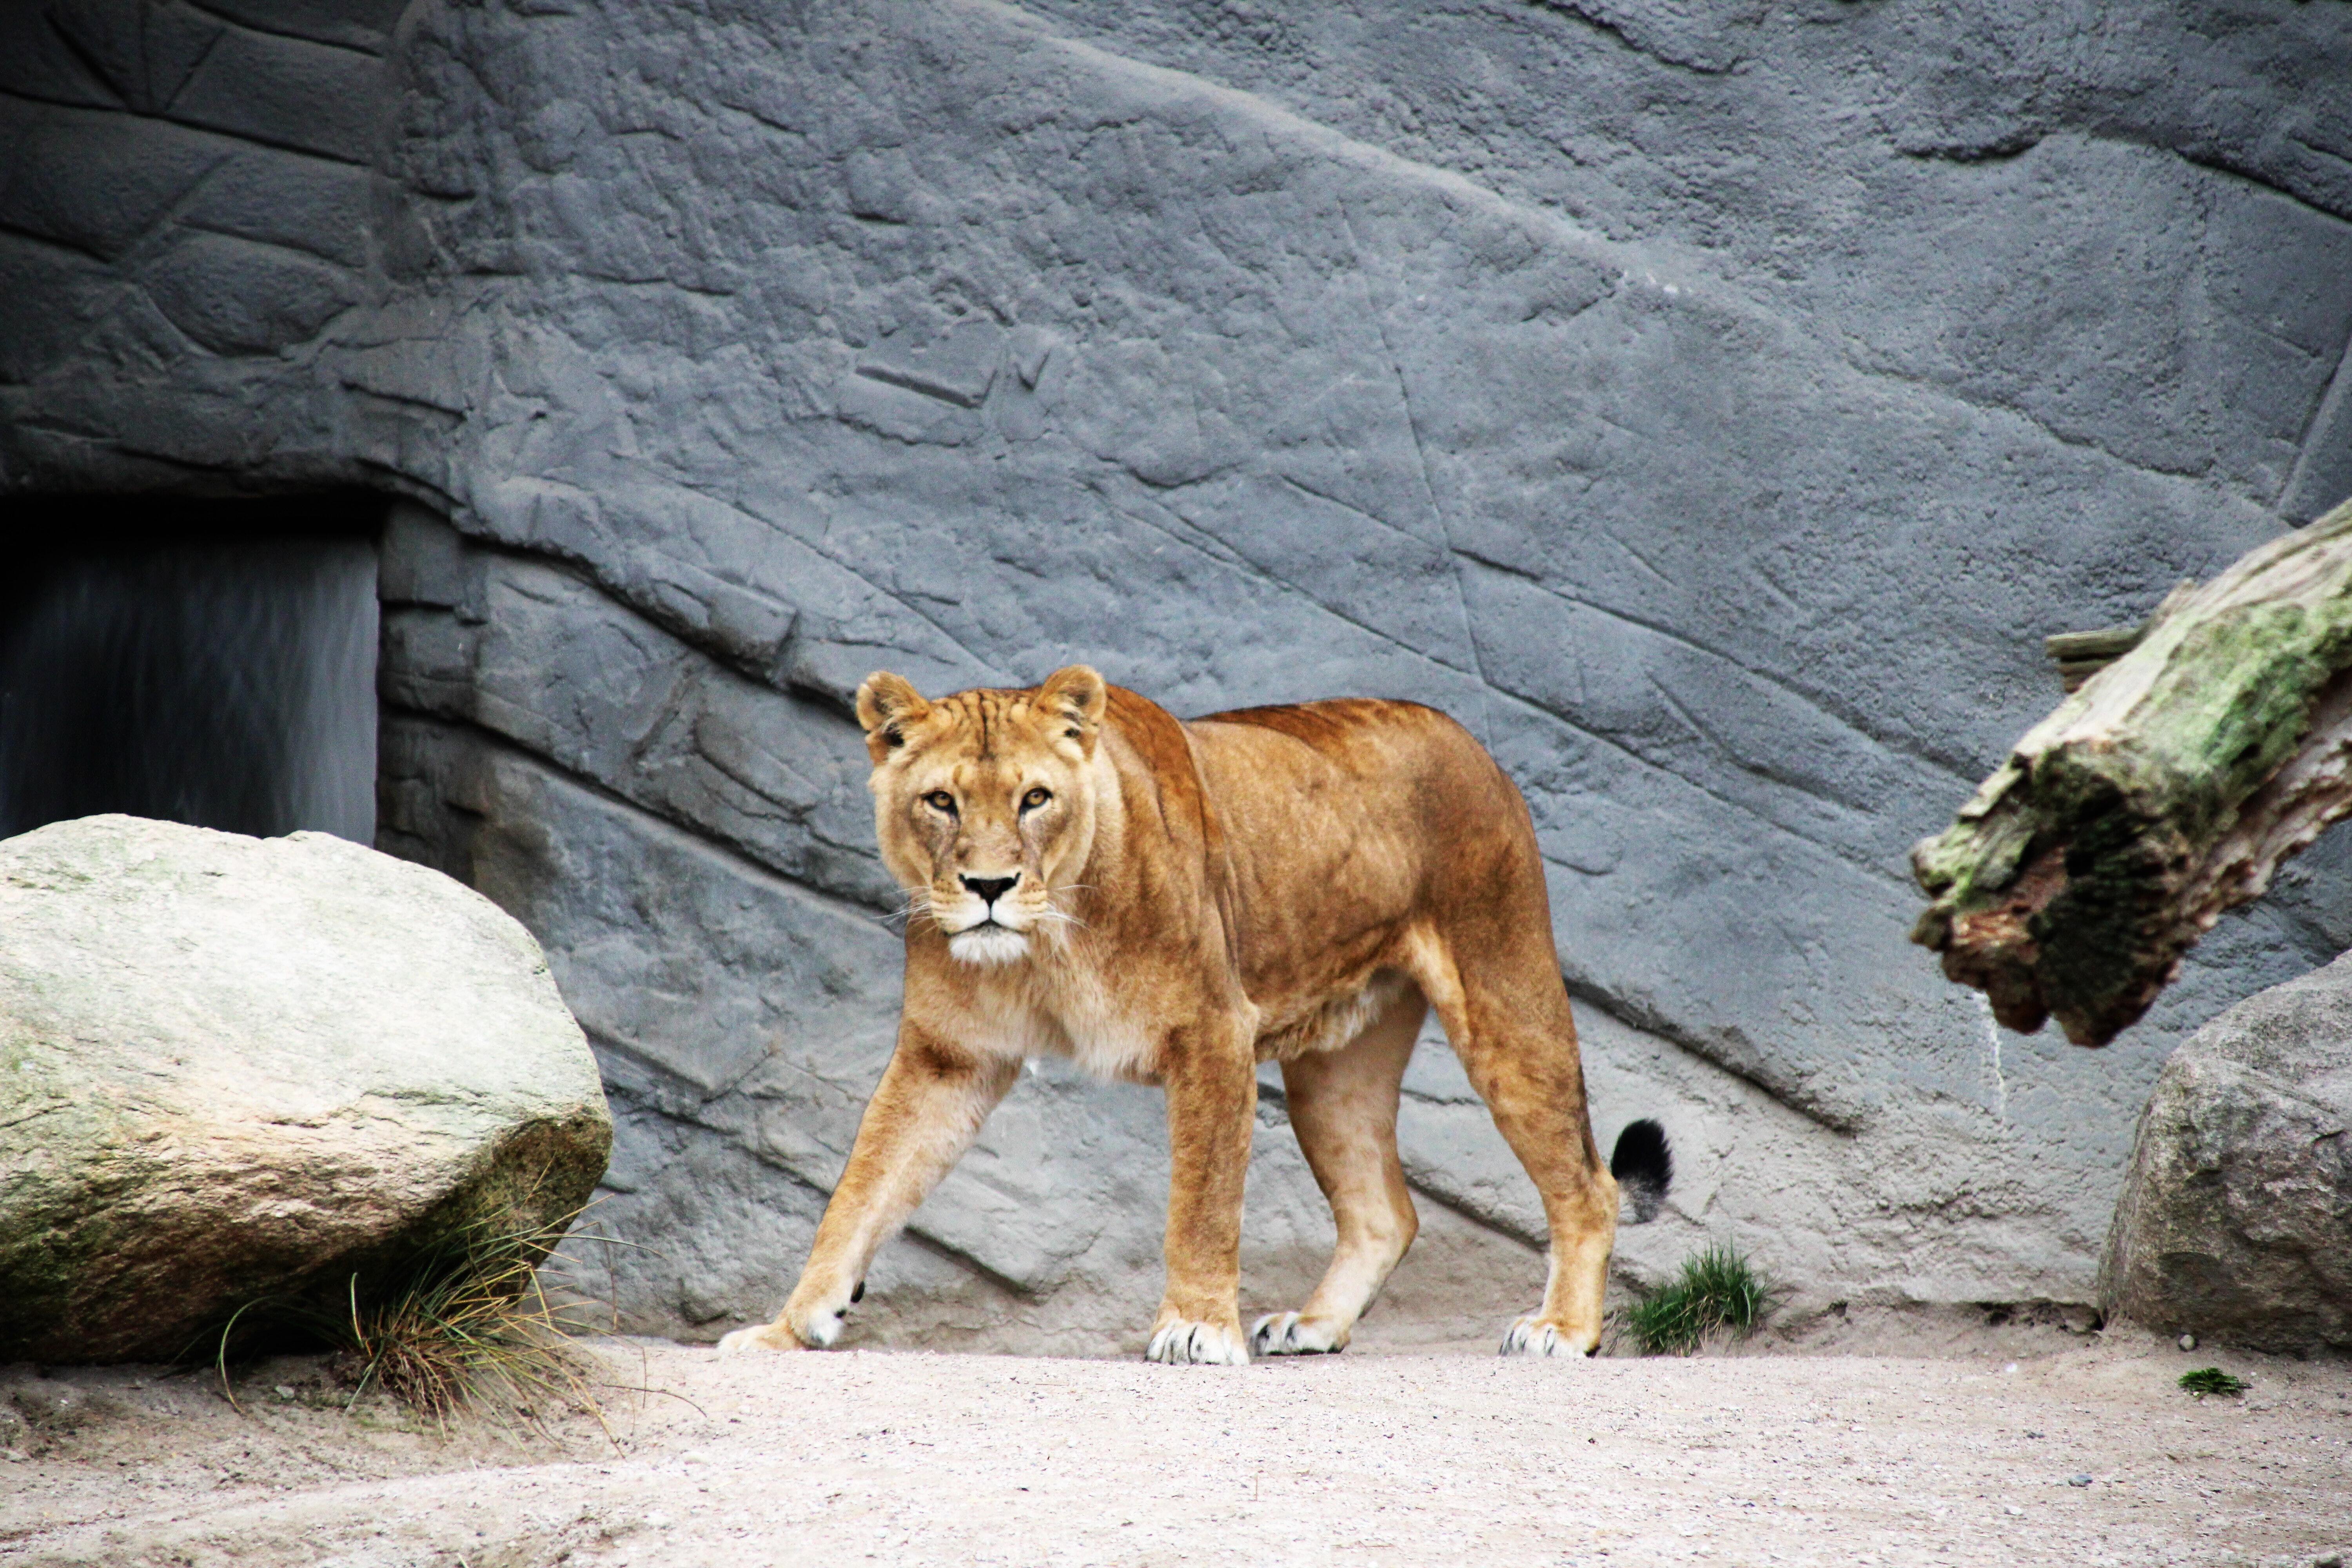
1610,1118,1673,1224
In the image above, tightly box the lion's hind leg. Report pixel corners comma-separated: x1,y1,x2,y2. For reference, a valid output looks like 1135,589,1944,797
1415,932,1617,1358
1251,985,1425,1357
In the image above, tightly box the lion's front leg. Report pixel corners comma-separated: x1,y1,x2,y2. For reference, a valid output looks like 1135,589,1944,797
719,1027,1016,1354
1146,1016,1258,1367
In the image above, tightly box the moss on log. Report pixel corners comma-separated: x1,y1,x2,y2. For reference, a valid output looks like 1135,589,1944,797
1912,498,2352,1047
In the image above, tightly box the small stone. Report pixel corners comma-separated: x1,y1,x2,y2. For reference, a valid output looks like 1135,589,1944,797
2179,1333,2198,1351
273,1386,296,1401
2067,1474,2093,1487
2313,1553,2343,1568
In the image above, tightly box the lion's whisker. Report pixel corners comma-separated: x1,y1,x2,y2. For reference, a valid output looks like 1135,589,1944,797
885,888,943,934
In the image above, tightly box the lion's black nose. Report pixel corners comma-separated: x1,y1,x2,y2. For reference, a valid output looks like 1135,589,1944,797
960,873,1019,906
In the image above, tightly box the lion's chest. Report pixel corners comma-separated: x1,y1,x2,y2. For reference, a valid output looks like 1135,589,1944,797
953,959,1406,1082
956,965,1164,1082
1250,971,1414,1063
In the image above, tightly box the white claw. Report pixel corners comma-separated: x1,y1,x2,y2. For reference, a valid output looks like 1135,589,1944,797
1146,1319,1249,1365
1250,1311,1343,1356
1499,1315,1595,1358
717,1302,846,1355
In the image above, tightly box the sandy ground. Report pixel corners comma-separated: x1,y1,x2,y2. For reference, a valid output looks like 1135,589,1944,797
3,1321,2348,1568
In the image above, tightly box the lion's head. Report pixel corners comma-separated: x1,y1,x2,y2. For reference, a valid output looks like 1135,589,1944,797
855,665,1109,967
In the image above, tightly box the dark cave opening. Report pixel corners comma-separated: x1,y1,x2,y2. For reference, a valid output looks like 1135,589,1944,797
0,492,388,845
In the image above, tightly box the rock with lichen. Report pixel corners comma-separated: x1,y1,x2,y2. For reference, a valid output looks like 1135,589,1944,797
0,815,610,1363
2101,949,2352,1350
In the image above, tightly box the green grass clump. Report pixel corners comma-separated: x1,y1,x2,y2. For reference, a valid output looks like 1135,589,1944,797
213,1198,618,1438
2178,1367,2249,1398
1624,1244,1772,1356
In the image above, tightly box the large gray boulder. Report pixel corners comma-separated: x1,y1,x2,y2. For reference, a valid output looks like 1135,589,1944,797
2101,951,2352,1350
0,815,611,1364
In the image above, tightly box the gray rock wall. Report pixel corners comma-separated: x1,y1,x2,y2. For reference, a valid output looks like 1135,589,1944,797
5,0,2351,1348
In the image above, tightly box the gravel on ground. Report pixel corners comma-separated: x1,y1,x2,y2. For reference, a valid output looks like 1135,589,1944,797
3,1325,2347,1567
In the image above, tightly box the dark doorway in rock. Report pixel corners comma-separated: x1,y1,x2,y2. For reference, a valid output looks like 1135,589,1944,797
0,493,385,844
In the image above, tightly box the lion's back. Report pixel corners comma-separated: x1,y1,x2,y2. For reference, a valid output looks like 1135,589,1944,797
1182,696,1537,928
1187,697,1512,819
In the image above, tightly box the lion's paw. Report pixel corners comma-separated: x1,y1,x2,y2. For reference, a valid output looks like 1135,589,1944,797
1250,1312,1346,1356
1146,1319,1250,1366
1498,1315,1599,1358
715,1322,806,1355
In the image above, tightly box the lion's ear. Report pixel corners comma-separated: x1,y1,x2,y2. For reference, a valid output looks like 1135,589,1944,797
856,671,930,763
1036,665,1107,756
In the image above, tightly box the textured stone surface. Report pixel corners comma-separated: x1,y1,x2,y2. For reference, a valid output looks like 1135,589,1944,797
3,0,2352,1346
2102,950,2352,1351
0,815,611,1363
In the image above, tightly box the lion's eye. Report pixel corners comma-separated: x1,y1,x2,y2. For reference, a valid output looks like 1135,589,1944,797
923,791,957,815
1022,787,1052,811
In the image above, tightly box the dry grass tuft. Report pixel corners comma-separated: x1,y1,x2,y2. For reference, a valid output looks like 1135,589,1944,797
212,1197,621,1441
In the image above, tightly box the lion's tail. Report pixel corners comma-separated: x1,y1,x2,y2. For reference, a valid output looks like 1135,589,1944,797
1609,1118,1673,1224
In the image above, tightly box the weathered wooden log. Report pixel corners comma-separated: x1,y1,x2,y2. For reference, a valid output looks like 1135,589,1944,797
2047,621,2154,693
1912,497,2352,1047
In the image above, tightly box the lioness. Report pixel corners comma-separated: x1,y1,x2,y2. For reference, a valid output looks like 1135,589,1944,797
717,667,1619,1363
